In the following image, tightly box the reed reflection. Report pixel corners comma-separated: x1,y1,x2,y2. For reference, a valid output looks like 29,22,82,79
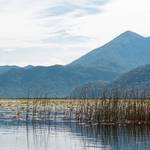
23,120,150,150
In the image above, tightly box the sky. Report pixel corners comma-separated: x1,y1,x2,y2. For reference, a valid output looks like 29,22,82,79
0,0,150,66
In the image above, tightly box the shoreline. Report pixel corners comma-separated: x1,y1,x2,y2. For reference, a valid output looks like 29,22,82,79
0,99,150,125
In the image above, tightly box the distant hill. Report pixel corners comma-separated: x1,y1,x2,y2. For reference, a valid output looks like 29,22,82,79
0,65,118,98
110,65,150,90
69,31,150,73
70,80,109,98
0,66,19,74
71,65,150,98
0,65,34,75
107,65,150,98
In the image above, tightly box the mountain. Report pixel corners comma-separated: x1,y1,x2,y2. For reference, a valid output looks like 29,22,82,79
0,65,118,98
69,31,150,73
0,31,150,98
70,80,109,98
0,66,19,74
107,64,150,98
0,65,34,75
70,65,150,98
24,65,34,69
110,64,150,89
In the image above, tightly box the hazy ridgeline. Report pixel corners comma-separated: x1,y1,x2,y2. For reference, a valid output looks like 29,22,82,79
70,86,150,99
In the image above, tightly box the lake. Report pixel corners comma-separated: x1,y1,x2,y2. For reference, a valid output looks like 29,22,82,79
0,120,150,150
0,101,150,150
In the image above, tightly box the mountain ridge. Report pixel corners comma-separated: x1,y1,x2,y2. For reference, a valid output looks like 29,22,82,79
0,65,118,98
70,64,150,98
69,31,150,73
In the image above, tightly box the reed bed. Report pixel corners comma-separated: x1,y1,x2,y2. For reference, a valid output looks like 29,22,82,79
0,98,150,125
71,99,150,125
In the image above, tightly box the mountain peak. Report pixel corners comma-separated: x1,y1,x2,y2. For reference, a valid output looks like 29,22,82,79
116,31,144,41
69,30,150,73
24,65,34,69
123,30,138,35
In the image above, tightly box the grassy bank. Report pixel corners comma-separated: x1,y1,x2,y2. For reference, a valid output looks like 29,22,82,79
0,99,150,125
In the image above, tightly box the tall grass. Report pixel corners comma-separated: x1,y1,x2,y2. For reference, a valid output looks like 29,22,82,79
0,98,150,125
71,99,150,124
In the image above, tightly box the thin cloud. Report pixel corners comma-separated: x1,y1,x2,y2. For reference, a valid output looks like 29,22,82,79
45,0,110,16
0,0,109,49
1,0,134,66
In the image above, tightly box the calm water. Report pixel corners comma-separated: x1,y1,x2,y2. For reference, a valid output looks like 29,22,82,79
0,106,150,150
0,121,150,150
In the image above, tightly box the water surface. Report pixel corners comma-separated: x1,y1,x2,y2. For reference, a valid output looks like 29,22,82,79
0,121,150,150
0,105,150,150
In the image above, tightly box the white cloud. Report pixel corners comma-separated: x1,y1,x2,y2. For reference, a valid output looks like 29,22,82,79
0,0,149,66
1,48,16,52
0,0,109,48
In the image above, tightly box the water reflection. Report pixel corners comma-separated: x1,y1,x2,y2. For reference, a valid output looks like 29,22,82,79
74,124,150,150
0,119,150,150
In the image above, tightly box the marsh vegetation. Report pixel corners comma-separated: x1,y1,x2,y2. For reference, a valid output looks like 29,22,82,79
1,98,150,125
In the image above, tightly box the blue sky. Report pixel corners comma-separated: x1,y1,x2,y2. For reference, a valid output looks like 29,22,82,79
0,0,150,66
